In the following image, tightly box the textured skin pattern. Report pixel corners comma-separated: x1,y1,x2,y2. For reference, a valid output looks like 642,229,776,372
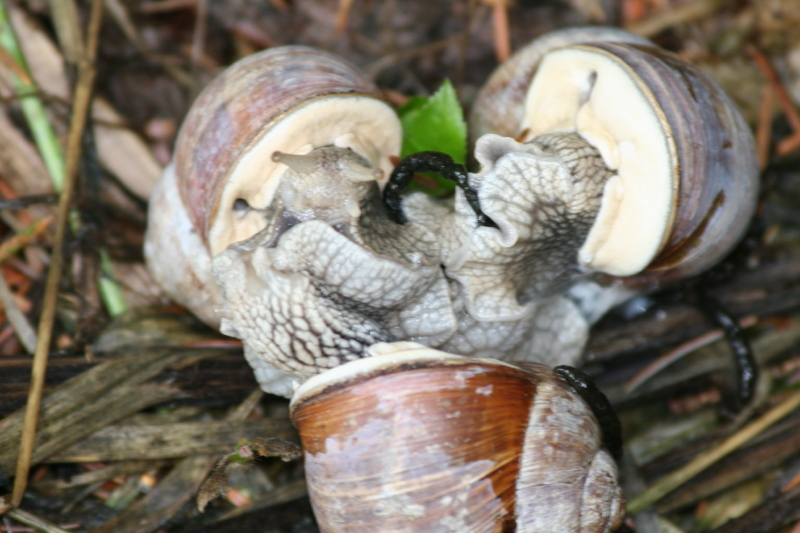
214,133,616,383
213,147,456,380
406,132,615,366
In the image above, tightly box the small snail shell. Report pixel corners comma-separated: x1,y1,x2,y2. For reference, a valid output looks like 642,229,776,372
144,46,403,328
469,27,759,282
290,342,625,533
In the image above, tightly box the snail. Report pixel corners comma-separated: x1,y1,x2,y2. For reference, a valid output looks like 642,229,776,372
144,46,458,396
145,28,758,399
290,341,625,533
391,27,759,373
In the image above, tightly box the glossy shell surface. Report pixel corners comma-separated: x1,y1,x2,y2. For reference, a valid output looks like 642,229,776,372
290,343,625,533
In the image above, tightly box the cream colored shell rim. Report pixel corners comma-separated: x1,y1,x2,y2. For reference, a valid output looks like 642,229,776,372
289,342,519,410
523,44,679,276
207,93,403,256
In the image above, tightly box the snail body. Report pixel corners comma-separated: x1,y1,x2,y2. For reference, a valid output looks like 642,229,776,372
146,28,759,390
145,46,457,394
398,27,759,366
290,342,625,533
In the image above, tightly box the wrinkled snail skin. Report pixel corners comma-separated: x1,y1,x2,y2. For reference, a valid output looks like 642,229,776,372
290,342,625,533
409,27,759,366
404,131,617,366
147,28,757,395
146,46,464,393
212,146,457,380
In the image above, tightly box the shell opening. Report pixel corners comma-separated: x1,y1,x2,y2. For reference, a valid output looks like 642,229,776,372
523,45,677,277
207,95,402,256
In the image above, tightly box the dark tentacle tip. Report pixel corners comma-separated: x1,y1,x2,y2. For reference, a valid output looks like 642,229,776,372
554,365,623,459
382,151,498,228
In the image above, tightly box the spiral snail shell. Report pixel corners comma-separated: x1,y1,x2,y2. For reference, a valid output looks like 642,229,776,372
290,342,625,533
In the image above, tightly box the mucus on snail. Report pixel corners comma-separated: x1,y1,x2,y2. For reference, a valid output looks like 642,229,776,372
144,28,759,399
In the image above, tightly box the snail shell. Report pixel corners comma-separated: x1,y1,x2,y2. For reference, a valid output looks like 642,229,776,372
469,28,759,282
146,47,462,394
145,46,402,328
290,342,625,533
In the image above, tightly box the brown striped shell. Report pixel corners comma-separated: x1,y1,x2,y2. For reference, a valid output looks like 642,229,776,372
290,342,625,533
469,29,759,283
144,46,402,328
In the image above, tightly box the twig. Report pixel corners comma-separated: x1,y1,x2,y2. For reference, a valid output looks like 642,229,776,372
747,45,800,135
626,316,758,393
627,389,800,514
485,0,510,63
0,268,36,353
777,132,800,157
6,509,70,533
625,0,734,38
335,0,355,34
190,0,207,67
11,0,104,508
756,84,774,170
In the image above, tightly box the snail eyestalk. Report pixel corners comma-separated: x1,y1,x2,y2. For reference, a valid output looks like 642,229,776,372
384,151,498,228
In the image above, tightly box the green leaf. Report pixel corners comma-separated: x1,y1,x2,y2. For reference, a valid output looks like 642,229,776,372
398,80,467,196
226,452,253,466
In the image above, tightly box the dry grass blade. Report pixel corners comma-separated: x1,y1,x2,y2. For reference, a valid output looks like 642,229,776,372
0,347,233,471
6,507,71,533
0,267,36,353
657,414,800,511
89,455,216,533
625,0,734,37
707,483,800,533
88,390,264,533
12,0,104,507
628,389,800,514
626,316,758,394
47,419,296,463
756,84,774,170
32,460,170,494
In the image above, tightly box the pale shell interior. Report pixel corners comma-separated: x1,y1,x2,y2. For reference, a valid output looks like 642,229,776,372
208,95,402,256
522,46,678,276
